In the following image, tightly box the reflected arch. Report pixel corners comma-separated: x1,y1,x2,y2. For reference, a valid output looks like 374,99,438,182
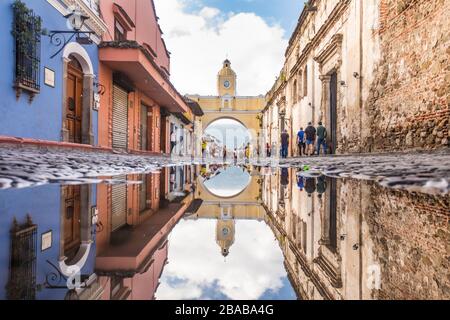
201,166,251,199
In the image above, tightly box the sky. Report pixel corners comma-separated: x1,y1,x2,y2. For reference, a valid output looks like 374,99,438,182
156,219,296,300
154,0,304,96
203,166,251,197
204,119,251,148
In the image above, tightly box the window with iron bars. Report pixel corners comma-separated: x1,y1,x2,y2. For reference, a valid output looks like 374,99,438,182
12,0,42,100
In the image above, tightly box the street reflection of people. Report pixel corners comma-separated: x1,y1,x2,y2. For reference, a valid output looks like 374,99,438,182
266,142,271,157
200,165,208,178
202,139,207,159
297,175,304,191
170,130,177,154
317,176,327,199
245,143,250,163
281,168,289,186
304,177,316,197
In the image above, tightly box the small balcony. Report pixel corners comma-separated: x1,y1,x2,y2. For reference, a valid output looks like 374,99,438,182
99,41,188,113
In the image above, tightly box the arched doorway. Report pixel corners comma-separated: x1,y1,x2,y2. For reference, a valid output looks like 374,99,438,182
66,55,83,143
59,185,92,277
62,42,95,145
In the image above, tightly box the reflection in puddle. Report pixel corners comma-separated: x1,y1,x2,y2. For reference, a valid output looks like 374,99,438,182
0,165,448,300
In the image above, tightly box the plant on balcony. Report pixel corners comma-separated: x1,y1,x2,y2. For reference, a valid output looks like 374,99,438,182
11,0,43,102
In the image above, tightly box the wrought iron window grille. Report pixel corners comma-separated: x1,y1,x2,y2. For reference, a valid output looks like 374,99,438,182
12,0,42,103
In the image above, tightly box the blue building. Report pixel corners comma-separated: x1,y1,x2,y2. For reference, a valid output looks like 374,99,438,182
0,0,107,146
0,184,99,300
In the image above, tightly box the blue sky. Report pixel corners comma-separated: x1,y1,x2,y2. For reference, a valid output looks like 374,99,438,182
155,0,303,95
185,0,304,36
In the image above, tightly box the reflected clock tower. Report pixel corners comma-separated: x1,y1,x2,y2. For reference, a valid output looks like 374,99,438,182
215,206,235,257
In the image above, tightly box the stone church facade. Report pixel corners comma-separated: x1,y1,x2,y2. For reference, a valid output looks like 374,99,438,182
263,0,449,156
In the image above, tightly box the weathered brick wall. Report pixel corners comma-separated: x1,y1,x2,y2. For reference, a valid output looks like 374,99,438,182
365,0,449,152
365,184,450,299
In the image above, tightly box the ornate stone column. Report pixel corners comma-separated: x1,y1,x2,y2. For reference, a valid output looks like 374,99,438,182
82,74,95,145
319,75,331,126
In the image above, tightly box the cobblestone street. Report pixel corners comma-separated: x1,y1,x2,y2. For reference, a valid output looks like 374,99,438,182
0,147,449,194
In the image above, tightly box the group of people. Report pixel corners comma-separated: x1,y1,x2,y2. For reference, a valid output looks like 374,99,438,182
296,122,328,157
297,175,327,199
276,122,329,159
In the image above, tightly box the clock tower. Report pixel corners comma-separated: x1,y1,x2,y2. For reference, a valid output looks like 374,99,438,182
217,59,237,97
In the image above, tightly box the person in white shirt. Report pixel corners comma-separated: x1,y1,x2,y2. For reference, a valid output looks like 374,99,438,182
170,130,176,154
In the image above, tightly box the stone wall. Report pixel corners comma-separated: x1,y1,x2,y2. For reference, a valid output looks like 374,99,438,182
365,184,450,299
365,0,450,152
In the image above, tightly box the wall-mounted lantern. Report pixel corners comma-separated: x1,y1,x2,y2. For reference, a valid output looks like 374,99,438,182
48,7,94,59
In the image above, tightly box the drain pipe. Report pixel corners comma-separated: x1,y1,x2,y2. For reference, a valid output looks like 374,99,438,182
358,0,364,152
358,0,364,300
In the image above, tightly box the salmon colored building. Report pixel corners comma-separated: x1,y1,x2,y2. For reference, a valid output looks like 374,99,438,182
98,0,189,154
95,171,193,300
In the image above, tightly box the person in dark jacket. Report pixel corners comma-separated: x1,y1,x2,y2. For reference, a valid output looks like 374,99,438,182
304,122,316,156
316,122,328,156
304,177,316,197
316,175,327,199
280,130,289,159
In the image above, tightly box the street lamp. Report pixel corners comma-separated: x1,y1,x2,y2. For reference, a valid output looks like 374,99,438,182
48,7,95,58
66,8,89,31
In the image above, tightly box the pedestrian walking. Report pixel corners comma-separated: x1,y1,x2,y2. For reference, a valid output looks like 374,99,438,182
201,139,207,159
316,122,328,156
281,130,289,159
297,127,306,156
304,122,316,156
233,148,238,164
170,130,177,154
223,147,227,162
266,142,271,157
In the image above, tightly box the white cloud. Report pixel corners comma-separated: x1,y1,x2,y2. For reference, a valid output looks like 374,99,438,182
156,219,290,300
154,0,287,96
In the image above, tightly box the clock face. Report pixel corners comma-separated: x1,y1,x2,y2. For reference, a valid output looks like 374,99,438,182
224,80,231,88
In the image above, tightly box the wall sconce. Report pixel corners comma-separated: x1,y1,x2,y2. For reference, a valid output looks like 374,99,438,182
353,72,361,79
48,7,94,59
353,243,360,250
340,81,347,86
94,82,106,95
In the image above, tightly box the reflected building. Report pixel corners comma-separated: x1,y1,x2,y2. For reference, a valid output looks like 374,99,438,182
188,165,266,258
95,167,195,300
262,168,450,300
0,185,98,300
0,166,196,300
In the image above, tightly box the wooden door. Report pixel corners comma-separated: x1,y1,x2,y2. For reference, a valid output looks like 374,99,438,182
160,115,168,153
66,59,83,144
140,104,153,151
329,72,338,154
63,185,81,261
